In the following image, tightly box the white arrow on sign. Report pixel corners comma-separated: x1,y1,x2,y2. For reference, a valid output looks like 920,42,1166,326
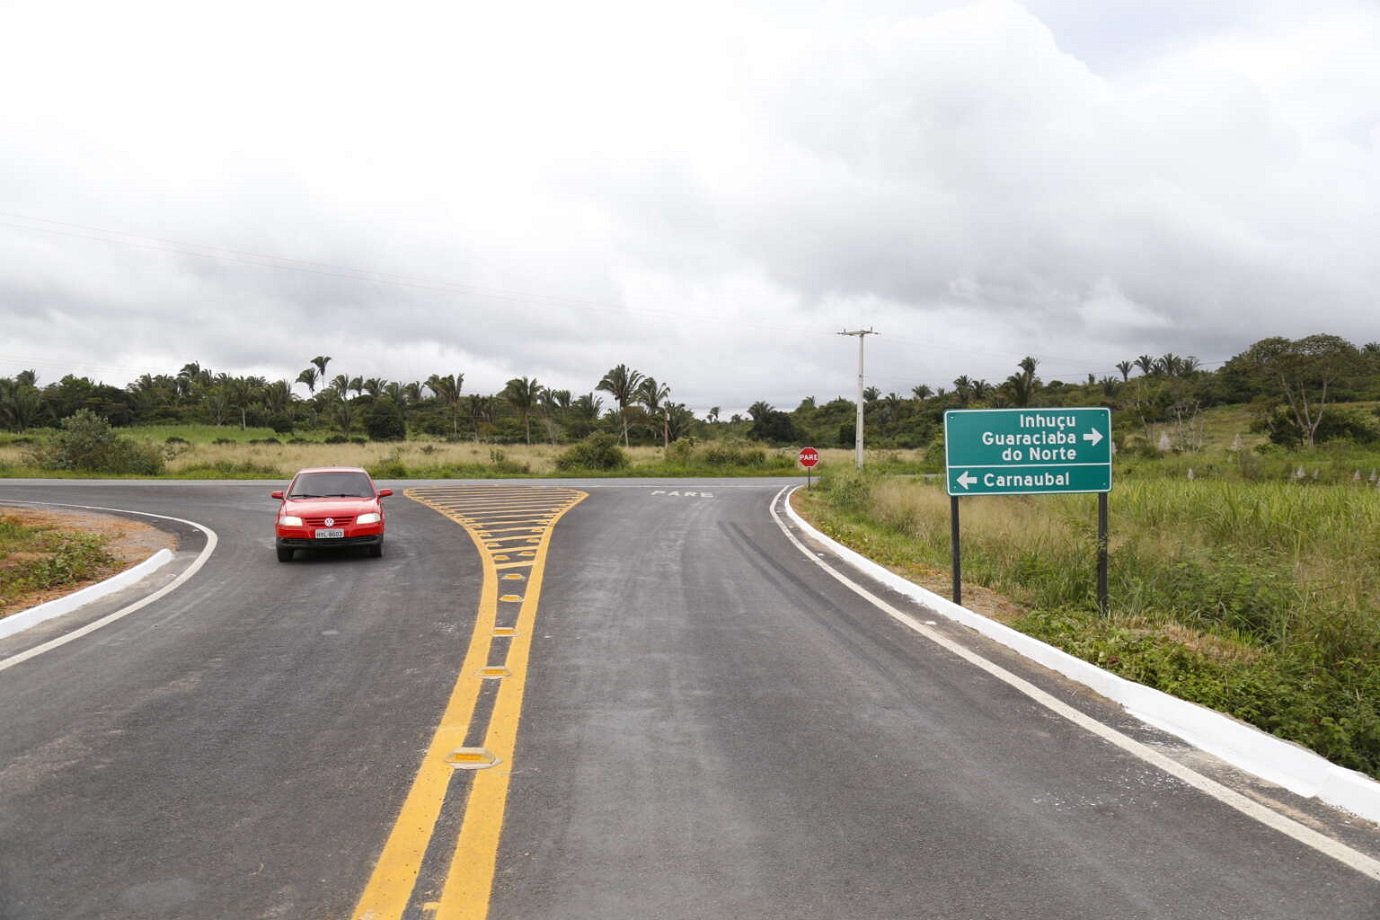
1083,429,1104,447
956,471,978,490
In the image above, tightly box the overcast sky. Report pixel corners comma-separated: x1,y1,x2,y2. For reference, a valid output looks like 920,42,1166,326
2,0,1377,414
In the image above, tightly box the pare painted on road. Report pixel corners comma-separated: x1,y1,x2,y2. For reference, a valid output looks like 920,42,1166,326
649,490,715,499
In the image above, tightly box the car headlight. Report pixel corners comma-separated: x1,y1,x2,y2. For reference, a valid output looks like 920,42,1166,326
279,515,304,527
356,512,381,525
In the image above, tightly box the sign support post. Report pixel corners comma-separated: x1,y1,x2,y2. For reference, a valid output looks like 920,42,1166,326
950,494,962,605
1098,492,1109,614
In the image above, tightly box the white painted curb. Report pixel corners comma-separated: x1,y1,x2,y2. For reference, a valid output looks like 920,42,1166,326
0,549,174,643
784,493,1380,825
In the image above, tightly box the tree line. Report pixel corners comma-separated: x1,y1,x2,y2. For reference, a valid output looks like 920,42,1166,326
0,358,709,448
3,334,1380,451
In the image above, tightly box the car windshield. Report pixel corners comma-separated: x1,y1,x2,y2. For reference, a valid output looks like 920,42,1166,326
288,471,374,498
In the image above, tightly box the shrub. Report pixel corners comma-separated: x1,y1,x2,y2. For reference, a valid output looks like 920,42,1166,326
28,410,164,475
665,439,695,465
1260,405,1380,447
23,533,113,589
555,433,629,471
370,457,409,479
178,460,281,478
364,401,407,441
699,441,767,468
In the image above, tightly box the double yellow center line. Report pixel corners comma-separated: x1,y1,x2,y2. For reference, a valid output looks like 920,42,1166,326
352,485,587,920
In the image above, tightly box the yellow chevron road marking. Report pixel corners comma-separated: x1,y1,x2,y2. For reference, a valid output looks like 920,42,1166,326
351,485,586,920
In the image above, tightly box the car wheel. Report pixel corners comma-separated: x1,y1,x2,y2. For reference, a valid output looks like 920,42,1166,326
277,547,294,562
369,542,383,558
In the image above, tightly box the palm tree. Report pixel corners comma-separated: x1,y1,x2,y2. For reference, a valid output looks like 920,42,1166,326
747,401,774,423
952,375,974,405
572,393,603,422
880,392,902,425
1003,356,1041,407
597,364,645,446
205,386,230,426
311,355,331,381
911,384,933,401
1115,360,1133,382
1134,354,1156,377
296,367,319,395
971,379,993,401
263,379,293,415
177,361,210,401
1156,353,1183,377
467,394,496,441
223,375,261,430
665,402,695,442
638,376,672,448
324,391,355,437
425,373,464,437
707,406,721,424
0,374,43,432
330,374,350,397
503,376,543,445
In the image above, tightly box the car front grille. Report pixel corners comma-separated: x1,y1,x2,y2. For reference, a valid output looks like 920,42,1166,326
303,515,355,527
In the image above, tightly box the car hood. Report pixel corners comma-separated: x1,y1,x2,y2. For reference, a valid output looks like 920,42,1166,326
279,496,381,517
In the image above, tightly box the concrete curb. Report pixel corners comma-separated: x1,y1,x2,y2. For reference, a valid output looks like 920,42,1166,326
0,549,174,643
784,493,1380,825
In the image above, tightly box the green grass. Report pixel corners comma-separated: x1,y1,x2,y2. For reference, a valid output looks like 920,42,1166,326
0,514,116,612
798,468,1380,778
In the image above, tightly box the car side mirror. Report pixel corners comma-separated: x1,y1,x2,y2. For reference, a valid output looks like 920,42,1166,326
377,488,393,498
271,490,284,499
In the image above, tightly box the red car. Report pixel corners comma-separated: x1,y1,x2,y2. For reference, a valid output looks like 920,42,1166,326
272,467,392,562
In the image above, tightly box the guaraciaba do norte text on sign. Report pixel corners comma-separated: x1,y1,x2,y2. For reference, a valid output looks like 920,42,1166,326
980,413,1087,462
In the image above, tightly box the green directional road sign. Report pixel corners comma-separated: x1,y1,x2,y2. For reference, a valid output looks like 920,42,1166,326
944,408,1112,496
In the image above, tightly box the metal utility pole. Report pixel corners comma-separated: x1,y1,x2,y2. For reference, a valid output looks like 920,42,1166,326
838,328,877,469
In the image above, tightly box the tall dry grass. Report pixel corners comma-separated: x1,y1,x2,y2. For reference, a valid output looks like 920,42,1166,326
820,472,1380,645
800,469,1380,775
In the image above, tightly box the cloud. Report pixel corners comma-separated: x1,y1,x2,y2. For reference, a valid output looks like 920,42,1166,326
2,0,1378,409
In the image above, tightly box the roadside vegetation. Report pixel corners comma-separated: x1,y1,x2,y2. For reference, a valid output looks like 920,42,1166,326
798,462,1380,780
0,512,116,616
0,424,826,480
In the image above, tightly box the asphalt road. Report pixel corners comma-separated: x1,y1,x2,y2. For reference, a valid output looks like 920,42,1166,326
0,479,1377,920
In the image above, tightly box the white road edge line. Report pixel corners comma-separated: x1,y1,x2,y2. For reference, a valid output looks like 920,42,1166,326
0,501,219,674
769,486,1380,883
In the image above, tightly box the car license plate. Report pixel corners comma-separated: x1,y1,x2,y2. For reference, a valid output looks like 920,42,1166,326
315,528,345,539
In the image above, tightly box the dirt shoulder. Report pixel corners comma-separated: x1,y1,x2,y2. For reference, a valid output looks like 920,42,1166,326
0,506,179,618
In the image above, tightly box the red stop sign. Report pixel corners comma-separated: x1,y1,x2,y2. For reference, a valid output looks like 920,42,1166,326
799,446,820,468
